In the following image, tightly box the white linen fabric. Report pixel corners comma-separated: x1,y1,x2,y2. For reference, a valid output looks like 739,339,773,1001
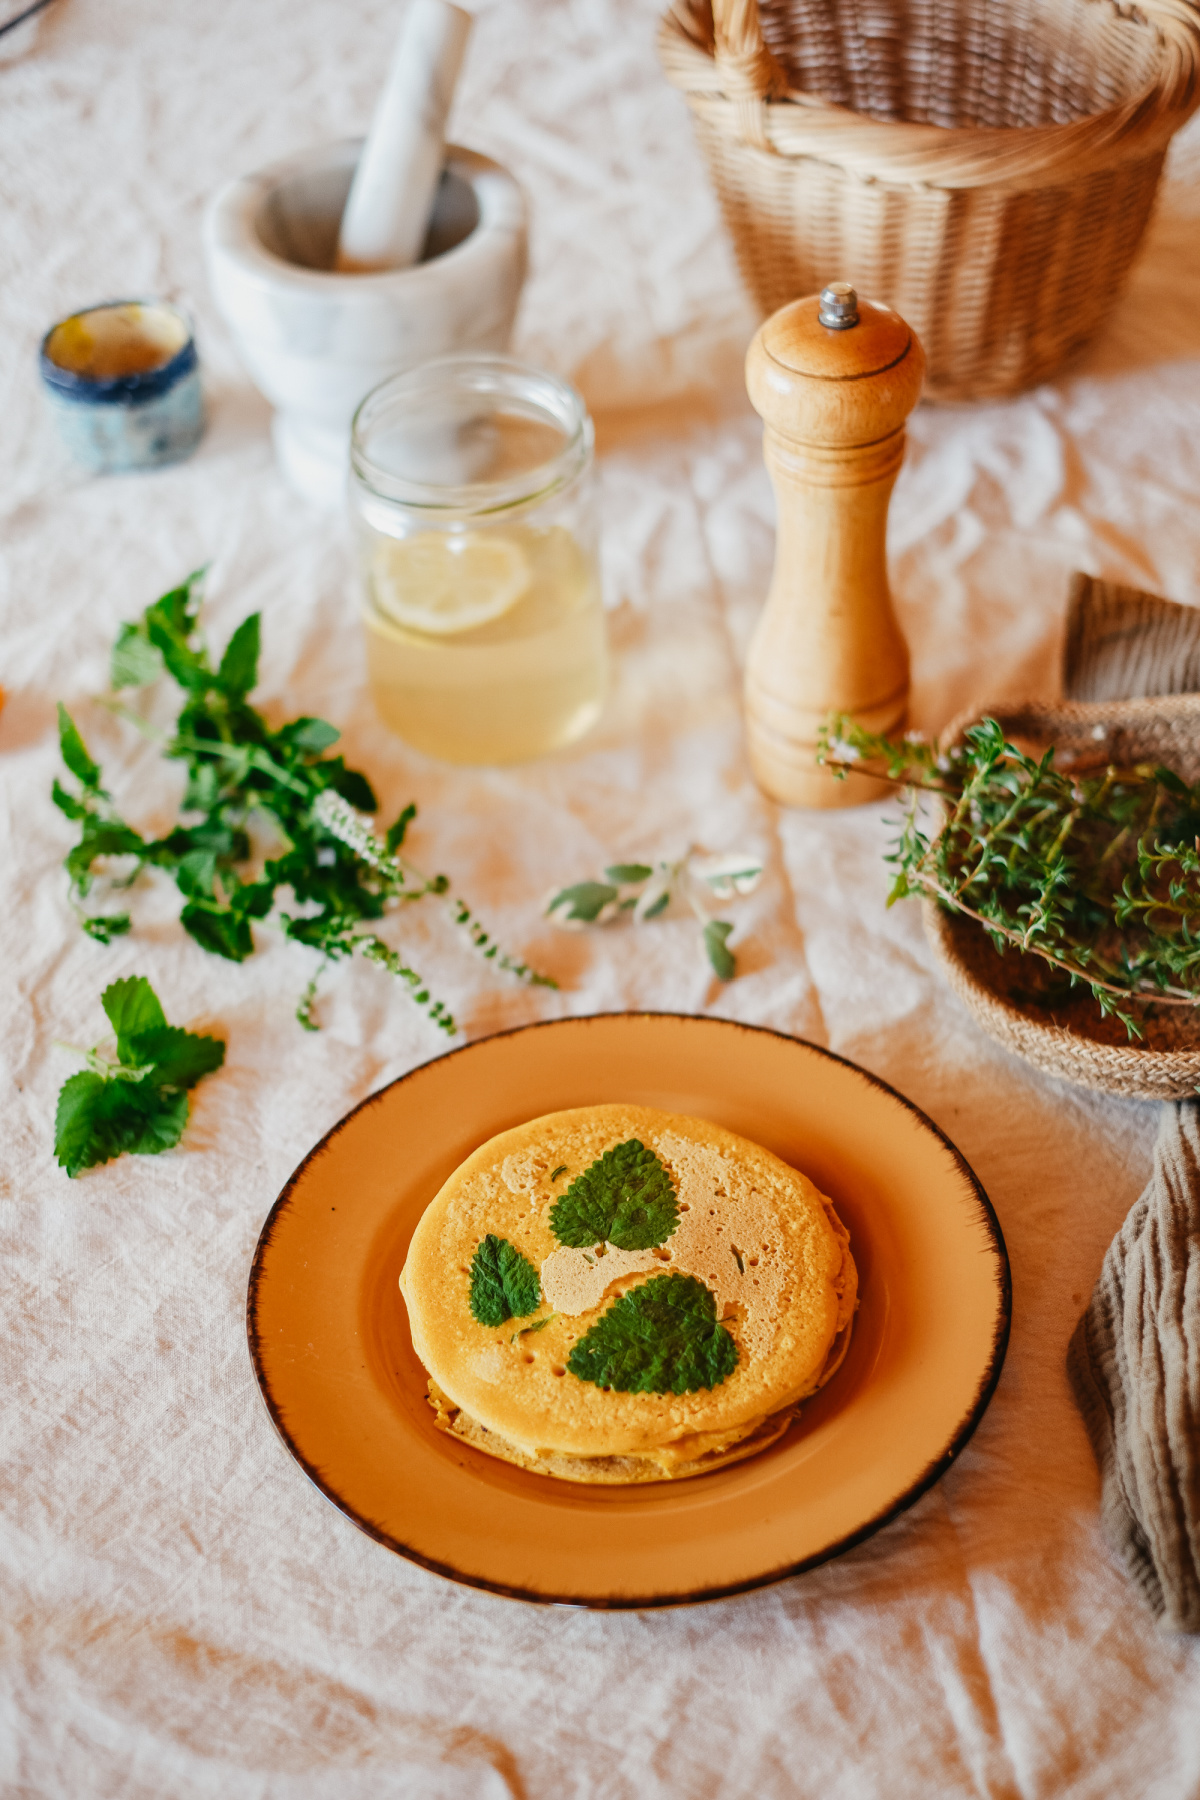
3,1,1200,1794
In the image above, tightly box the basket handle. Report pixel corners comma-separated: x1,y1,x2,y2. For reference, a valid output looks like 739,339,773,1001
710,0,784,145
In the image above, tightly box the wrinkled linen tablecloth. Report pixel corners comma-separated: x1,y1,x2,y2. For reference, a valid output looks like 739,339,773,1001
4,2,1200,1795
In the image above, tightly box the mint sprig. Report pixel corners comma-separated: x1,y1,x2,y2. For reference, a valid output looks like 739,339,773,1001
567,1274,738,1394
54,976,225,1178
54,570,555,1035
469,1235,542,1327
549,1138,677,1251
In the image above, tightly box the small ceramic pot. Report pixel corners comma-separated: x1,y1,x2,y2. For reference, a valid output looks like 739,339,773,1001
203,139,528,507
39,299,204,473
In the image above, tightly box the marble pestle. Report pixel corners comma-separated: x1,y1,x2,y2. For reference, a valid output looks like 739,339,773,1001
335,0,472,274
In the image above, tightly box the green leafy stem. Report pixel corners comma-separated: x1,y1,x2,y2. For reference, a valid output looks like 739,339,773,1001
545,851,762,981
55,976,225,1177
54,570,556,1035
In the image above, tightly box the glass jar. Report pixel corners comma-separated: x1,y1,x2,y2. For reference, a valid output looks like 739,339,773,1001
350,354,606,766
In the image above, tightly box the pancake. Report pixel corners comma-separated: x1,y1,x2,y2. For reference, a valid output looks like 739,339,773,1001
399,1104,857,1483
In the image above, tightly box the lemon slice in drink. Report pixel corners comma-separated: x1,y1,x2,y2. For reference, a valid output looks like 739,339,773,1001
372,533,531,637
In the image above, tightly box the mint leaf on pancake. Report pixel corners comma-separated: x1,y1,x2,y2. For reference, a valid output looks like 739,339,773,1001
549,1138,677,1251
567,1274,738,1395
469,1235,542,1327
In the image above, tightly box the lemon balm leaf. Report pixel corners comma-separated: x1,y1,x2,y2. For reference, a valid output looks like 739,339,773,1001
567,1274,739,1394
469,1234,542,1327
54,977,225,1178
101,975,166,1048
550,1138,678,1251
123,1025,226,1090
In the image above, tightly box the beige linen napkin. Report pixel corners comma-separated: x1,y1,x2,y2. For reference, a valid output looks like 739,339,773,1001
1063,574,1200,1631
1067,1103,1200,1631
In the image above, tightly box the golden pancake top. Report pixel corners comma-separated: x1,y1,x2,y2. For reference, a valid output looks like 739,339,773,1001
400,1104,855,1460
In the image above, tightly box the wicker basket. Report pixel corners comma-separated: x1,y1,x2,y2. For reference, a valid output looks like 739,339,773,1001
925,690,1200,1100
659,0,1200,400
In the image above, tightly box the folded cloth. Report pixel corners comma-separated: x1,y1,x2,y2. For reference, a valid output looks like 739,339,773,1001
1064,575,1200,1631
1067,1103,1200,1632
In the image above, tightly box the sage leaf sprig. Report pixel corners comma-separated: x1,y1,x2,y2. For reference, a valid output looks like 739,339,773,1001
54,570,555,1035
54,976,225,1177
818,712,1200,1039
546,850,762,980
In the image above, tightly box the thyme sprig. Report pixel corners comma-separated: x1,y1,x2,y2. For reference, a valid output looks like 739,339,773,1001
818,714,1200,1038
54,570,555,1034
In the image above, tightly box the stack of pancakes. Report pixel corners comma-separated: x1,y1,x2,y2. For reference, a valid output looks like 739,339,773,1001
400,1104,857,1483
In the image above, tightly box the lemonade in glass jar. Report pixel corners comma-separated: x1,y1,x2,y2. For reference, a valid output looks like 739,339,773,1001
350,356,606,766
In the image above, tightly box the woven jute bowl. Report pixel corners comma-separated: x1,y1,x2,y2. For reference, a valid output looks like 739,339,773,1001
924,696,1200,1101
660,0,1200,400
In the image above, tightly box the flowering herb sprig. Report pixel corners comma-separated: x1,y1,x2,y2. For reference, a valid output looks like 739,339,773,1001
818,712,1200,1038
54,571,555,1035
546,851,762,979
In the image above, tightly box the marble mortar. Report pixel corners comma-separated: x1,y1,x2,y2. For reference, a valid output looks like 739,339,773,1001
203,139,527,506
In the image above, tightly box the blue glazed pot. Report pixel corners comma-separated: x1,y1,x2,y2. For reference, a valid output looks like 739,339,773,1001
39,299,205,472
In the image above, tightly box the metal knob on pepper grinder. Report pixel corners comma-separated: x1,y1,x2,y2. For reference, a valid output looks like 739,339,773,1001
743,283,925,807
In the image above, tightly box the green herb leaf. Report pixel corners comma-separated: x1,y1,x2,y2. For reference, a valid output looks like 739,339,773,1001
216,614,261,699
81,914,131,944
122,1024,226,1089
703,918,736,980
52,780,89,821
143,571,209,692
820,710,1200,1041
101,974,166,1046
550,1138,678,1251
549,1164,568,1182
547,880,618,923
566,1274,738,1394
469,1234,542,1327
605,863,653,885
180,902,254,962
54,978,225,1177
57,705,101,790
110,623,163,689
56,573,552,1036
385,803,417,854
277,716,340,754
511,1311,557,1343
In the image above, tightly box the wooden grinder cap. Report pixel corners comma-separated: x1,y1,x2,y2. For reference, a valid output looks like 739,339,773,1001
743,285,925,808
748,294,923,445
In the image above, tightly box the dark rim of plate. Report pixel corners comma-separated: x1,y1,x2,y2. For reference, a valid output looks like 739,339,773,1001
39,299,197,405
246,1012,1012,1609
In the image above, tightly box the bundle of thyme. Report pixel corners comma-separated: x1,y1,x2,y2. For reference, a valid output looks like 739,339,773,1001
54,571,554,1034
819,714,1200,1038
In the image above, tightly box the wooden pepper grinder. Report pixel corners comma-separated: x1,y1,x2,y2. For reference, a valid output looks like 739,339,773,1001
744,283,925,807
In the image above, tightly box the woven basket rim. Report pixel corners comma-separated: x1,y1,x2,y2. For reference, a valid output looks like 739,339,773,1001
924,901,1200,1098
660,0,1200,190
924,696,1200,1099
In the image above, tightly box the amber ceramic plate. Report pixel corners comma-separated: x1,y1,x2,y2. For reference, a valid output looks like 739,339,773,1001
248,1014,1009,1608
